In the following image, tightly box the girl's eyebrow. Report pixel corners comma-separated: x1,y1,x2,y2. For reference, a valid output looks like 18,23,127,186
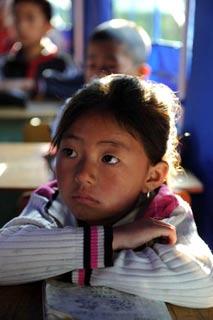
97,140,131,151
62,133,82,141
63,134,131,151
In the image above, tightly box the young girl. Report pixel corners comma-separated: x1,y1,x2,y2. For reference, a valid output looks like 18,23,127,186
0,75,213,308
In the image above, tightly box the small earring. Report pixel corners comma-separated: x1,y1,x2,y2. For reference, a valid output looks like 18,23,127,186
147,191,150,199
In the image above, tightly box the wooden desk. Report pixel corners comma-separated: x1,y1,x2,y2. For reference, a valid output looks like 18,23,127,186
0,282,212,320
167,303,213,319
0,101,59,142
0,100,59,122
171,170,204,194
0,143,50,191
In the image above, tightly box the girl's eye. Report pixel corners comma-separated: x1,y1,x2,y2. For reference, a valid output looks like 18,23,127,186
102,154,119,165
62,148,77,158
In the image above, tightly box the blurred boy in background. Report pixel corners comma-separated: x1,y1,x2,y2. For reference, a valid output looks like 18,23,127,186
45,18,152,101
0,0,71,101
85,18,151,81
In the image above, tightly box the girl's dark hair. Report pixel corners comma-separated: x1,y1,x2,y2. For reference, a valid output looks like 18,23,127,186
53,74,182,179
13,0,52,22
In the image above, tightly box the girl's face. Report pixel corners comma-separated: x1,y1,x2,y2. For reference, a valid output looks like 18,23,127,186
56,112,153,225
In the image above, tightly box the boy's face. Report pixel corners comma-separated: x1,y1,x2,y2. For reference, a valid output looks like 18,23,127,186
56,112,153,225
85,40,139,82
14,2,50,49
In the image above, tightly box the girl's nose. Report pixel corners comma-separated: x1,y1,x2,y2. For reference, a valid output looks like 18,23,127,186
74,159,96,185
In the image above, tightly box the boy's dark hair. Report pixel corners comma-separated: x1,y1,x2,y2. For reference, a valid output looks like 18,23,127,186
89,19,151,66
12,0,52,22
53,74,181,178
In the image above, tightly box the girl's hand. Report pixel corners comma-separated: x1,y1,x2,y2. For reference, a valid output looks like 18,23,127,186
112,217,176,250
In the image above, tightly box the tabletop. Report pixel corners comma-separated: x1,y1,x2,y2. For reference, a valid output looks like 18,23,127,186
0,281,212,320
0,142,203,193
171,169,204,194
0,142,51,191
0,100,59,122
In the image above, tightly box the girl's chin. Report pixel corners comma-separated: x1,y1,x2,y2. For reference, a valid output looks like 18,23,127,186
69,205,103,224
69,203,128,226
71,210,115,226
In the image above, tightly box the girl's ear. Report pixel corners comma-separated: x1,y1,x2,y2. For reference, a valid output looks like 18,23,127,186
142,161,168,193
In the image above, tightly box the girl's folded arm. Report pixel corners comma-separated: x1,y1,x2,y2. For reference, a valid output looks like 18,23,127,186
0,193,113,285
91,204,213,308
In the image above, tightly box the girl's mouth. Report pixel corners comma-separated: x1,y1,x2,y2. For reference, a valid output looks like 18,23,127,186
72,194,99,205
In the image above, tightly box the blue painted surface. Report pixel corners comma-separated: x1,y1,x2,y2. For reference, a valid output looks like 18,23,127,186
84,0,112,45
183,0,213,249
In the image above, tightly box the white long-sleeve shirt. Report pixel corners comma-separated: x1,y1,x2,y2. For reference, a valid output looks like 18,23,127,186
0,180,213,308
